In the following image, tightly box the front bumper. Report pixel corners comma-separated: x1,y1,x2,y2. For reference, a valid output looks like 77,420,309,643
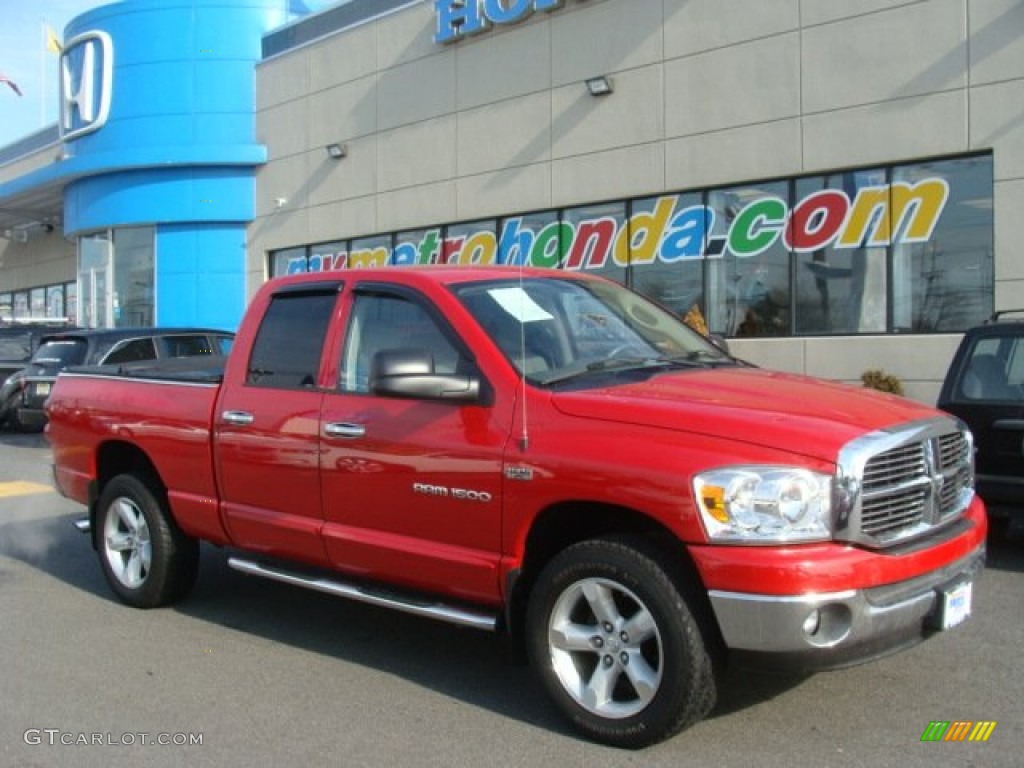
707,543,985,671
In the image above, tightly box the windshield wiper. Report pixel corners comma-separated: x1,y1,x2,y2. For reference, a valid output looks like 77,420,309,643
538,356,699,386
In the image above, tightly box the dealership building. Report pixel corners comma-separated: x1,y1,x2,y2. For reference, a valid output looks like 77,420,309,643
0,0,1021,403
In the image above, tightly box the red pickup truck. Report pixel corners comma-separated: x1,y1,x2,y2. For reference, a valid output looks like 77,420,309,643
47,267,986,748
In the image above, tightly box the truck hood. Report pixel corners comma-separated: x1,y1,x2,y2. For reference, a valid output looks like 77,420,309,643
550,366,941,463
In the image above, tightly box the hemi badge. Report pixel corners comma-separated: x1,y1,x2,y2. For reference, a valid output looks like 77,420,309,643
505,466,534,481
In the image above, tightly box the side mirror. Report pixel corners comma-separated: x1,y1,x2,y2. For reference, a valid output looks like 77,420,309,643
370,349,481,403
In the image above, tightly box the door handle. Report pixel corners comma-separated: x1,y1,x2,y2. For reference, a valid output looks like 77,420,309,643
221,410,255,426
324,422,366,439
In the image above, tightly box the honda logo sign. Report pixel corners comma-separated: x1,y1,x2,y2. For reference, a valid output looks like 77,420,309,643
60,30,114,141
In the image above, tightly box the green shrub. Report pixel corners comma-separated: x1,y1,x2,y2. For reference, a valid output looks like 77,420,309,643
861,369,904,396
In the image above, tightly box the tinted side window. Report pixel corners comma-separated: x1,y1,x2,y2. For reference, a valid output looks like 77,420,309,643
247,291,337,388
103,338,157,365
215,335,234,354
959,337,1024,401
340,294,461,394
161,335,215,357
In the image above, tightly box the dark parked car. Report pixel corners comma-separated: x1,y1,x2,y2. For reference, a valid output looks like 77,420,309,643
0,320,76,385
938,310,1024,528
0,327,234,431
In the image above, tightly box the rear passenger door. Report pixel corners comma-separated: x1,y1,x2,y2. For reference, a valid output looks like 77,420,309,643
215,284,340,565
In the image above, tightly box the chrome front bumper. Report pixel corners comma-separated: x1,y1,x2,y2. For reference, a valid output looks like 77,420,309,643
708,544,986,670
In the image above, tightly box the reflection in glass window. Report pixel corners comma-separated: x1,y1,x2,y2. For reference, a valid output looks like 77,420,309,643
630,193,705,326
0,293,11,318
498,211,559,267
444,220,496,266
271,246,308,277
46,285,65,320
65,283,77,323
892,156,993,332
794,170,887,334
707,182,791,337
395,229,438,266
113,227,154,327
349,234,392,269
340,293,461,393
247,290,337,388
30,288,46,318
563,202,626,284
311,241,347,272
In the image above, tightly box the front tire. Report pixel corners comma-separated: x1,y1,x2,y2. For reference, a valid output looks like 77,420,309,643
96,474,199,608
526,538,717,749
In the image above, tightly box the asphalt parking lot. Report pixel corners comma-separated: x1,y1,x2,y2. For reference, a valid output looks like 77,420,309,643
1,429,1021,767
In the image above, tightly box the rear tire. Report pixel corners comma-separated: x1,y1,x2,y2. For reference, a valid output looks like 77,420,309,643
96,474,199,608
526,537,717,749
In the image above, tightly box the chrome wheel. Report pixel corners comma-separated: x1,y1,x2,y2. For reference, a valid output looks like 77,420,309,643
102,496,152,589
547,577,663,719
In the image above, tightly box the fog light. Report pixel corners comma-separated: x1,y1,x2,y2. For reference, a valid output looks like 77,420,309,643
802,609,821,637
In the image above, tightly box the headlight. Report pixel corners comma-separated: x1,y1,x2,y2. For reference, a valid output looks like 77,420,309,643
694,466,833,543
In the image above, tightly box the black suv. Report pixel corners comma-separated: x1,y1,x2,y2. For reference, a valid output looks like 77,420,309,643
0,321,76,385
938,310,1024,528
0,327,234,431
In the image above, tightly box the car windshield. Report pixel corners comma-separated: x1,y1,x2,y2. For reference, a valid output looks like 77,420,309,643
454,277,732,386
32,339,88,367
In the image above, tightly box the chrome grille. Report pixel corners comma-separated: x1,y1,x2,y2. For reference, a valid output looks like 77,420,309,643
837,418,974,547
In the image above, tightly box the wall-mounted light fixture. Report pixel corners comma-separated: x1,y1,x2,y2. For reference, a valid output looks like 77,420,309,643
585,75,613,97
325,142,347,159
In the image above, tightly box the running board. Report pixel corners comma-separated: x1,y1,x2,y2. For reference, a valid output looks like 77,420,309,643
73,518,91,533
227,557,498,632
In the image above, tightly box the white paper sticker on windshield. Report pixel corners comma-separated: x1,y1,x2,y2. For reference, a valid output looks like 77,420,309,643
489,287,553,323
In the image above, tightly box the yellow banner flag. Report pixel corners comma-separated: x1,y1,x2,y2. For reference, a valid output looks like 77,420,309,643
45,24,62,54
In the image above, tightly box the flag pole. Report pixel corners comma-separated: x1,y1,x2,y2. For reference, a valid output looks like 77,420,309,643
40,22,46,125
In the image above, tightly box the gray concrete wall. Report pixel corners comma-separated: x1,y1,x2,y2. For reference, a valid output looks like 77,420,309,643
252,0,1024,402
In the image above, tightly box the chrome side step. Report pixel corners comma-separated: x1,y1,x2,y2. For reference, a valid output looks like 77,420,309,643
227,557,498,632
73,518,91,533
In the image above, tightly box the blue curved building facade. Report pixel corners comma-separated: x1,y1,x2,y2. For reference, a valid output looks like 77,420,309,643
0,0,301,329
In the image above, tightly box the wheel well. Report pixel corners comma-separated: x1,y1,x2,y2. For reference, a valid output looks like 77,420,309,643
89,441,166,540
506,502,718,650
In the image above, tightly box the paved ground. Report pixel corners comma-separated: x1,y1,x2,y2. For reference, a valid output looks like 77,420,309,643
1,430,1021,767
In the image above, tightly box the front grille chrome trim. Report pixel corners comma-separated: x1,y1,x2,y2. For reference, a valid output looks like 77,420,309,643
835,416,974,549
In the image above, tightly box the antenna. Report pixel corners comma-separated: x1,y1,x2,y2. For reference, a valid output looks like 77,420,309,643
517,257,529,452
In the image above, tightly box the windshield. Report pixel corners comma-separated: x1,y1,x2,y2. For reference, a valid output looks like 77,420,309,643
32,339,88,367
454,277,731,386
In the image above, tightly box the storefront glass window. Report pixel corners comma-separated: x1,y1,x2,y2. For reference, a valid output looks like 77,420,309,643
263,153,992,337
794,170,888,334
891,156,993,332
443,221,496,266
13,292,29,319
65,282,77,323
0,293,10,319
630,193,705,327
395,228,438,266
46,285,65,320
113,226,155,327
498,211,559,267
29,287,45,317
311,241,347,272
79,233,111,328
707,181,791,337
349,234,392,269
272,246,307,276
562,202,626,283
